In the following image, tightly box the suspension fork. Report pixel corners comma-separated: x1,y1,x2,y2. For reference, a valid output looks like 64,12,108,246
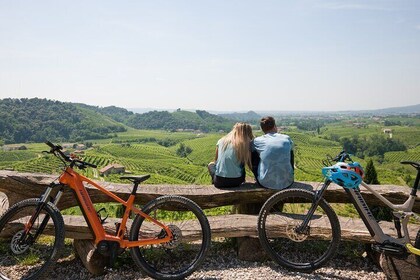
22,183,65,243
296,179,331,233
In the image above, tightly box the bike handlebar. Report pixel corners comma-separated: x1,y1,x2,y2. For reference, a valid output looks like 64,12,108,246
332,150,352,163
44,141,97,169
323,150,353,166
73,159,97,169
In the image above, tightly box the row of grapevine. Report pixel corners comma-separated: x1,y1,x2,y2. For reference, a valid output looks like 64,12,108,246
384,146,420,163
12,156,63,175
0,150,38,162
98,144,178,161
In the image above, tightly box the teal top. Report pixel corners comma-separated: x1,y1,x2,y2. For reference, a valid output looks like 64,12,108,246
252,133,294,189
215,139,244,178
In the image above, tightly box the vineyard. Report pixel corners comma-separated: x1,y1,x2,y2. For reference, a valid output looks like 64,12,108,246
384,146,420,163
0,150,39,171
174,134,221,166
0,120,419,187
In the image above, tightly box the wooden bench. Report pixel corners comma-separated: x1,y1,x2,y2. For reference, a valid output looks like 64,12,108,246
0,170,419,279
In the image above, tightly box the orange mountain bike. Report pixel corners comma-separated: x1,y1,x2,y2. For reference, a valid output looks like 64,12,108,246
0,141,211,280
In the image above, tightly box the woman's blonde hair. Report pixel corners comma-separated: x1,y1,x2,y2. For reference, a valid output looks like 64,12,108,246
221,122,254,169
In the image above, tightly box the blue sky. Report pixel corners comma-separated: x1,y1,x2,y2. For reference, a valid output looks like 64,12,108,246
1,0,419,111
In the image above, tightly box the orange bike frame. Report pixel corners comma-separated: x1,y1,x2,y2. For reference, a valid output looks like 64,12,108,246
58,167,172,248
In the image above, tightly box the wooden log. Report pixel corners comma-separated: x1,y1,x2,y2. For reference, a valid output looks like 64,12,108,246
73,239,108,276
1,170,418,212
2,212,418,277
1,214,416,243
234,202,267,261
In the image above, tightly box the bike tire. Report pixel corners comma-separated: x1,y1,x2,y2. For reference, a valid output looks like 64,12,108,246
0,198,65,280
130,195,211,280
258,189,341,272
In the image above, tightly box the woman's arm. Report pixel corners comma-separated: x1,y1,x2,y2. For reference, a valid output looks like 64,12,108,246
214,147,219,162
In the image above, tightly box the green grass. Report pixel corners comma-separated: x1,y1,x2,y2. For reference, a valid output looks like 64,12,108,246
16,252,41,266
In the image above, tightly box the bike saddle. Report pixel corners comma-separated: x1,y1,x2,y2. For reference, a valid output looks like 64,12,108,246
401,161,420,170
120,175,151,184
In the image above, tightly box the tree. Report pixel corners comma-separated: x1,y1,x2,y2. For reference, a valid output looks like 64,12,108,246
176,143,193,158
364,159,380,184
364,159,392,221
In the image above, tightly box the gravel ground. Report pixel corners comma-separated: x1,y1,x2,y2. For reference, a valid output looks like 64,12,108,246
43,242,386,280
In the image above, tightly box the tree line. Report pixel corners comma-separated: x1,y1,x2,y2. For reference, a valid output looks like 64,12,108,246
0,98,236,144
339,134,406,160
0,98,126,144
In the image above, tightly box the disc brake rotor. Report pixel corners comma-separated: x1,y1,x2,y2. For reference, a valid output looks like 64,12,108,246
163,225,182,249
286,221,309,242
10,230,30,254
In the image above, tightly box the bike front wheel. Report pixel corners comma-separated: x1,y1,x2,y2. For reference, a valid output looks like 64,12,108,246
258,189,341,272
130,195,211,280
0,198,65,280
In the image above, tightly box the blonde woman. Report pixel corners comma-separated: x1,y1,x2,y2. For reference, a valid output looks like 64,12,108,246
208,122,254,188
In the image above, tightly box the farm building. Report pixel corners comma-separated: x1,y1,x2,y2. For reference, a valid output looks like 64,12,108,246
61,143,87,150
383,128,393,138
99,164,125,176
2,145,27,151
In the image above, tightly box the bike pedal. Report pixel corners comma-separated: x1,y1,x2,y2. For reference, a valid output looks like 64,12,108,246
371,243,409,259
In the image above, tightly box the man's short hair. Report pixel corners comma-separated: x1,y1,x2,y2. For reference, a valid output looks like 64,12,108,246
260,116,276,132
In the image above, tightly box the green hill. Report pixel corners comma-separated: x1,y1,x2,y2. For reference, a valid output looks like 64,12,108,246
125,109,234,132
0,98,235,144
79,104,235,133
219,110,261,122
0,98,127,144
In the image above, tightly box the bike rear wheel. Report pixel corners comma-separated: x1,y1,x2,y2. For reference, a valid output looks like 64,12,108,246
258,189,341,272
0,198,65,280
130,195,211,280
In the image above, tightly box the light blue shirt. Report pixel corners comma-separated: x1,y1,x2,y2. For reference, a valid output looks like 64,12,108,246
252,133,294,189
215,139,244,178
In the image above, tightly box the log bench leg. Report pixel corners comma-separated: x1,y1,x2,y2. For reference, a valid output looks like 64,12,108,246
0,192,9,215
234,203,267,262
73,239,108,276
236,237,268,261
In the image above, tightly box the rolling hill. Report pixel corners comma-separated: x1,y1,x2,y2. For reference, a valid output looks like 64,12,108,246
0,98,234,144
0,98,127,144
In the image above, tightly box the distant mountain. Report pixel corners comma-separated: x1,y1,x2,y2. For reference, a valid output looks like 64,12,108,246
128,104,420,117
255,104,420,116
352,104,420,115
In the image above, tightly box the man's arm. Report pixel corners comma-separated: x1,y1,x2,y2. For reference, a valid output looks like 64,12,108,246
290,138,294,170
290,150,294,170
